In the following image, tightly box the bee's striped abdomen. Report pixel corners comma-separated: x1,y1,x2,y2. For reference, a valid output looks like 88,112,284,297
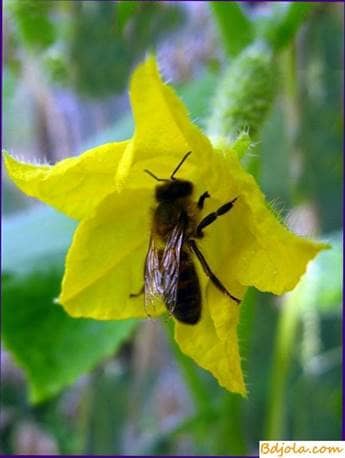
166,250,201,325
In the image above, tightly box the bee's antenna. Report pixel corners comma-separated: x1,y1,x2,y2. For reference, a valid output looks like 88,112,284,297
170,151,192,180
144,169,169,182
144,151,192,182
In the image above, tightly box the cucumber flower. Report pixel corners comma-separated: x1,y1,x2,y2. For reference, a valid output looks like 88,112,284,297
4,57,327,395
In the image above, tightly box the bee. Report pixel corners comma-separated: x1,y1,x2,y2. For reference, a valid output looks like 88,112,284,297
131,151,241,325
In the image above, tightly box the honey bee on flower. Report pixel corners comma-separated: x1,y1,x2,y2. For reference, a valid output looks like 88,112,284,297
4,57,327,395
131,149,240,325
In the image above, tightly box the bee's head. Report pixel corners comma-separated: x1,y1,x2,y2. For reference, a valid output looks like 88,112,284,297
155,179,193,202
145,151,194,202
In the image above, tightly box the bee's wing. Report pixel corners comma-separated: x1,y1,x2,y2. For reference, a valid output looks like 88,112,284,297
160,222,185,313
144,222,185,315
144,236,164,309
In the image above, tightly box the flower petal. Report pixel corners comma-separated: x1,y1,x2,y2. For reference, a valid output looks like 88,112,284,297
59,188,164,319
3,141,128,220
116,56,212,187
174,294,246,395
218,151,329,295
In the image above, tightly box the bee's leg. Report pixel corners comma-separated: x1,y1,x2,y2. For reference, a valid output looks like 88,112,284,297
129,285,144,298
197,191,210,209
189,239,241,304
196,197,237,238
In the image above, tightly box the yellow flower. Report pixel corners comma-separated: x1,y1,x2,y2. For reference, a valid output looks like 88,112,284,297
4,56,327,395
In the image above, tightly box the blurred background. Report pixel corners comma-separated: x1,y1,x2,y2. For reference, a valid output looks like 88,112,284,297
2,1,343,455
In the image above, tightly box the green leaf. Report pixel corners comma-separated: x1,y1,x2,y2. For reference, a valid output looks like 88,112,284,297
3,270,138,404
256,2,316,51
2,207,138,403
210,2,254,57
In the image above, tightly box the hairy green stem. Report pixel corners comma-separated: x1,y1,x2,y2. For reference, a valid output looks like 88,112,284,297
163,319,210,413
265,297,300,439
264,44,300,440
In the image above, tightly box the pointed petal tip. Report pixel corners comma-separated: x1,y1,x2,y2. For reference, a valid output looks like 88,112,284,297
318,241,332,251
221,378,247,397
3,150,15,167
4,150,26,179
143,52,157,66
130,54,160,90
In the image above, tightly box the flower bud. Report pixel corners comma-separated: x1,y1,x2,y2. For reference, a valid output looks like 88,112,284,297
207,42,277,143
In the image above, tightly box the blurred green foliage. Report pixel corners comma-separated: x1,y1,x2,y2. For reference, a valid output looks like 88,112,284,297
297,7,343,232
211,2,316,58
211,2,254,57
7,0,185,97
9,0,56,50
254,2,316,52
2,1,342,455
68,1,132,96
70,1,184,96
